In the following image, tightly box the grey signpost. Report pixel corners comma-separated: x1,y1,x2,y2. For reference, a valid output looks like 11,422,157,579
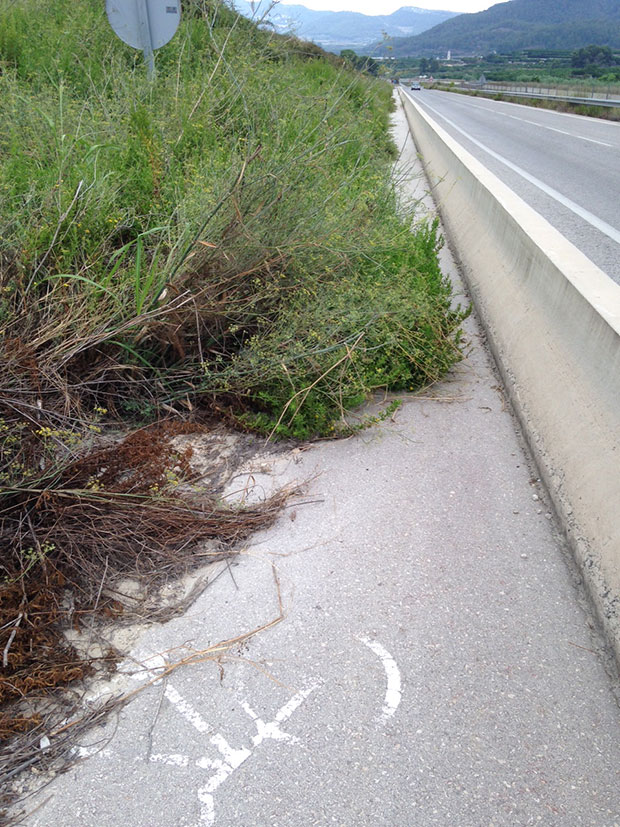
106,0,181,78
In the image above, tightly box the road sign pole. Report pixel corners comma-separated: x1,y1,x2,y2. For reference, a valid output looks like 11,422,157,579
135,0,155,79
106,0,180,75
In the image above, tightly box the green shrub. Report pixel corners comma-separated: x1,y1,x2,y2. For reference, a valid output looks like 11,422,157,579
0,0,465,441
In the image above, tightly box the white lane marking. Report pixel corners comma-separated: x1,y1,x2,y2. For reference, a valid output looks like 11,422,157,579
196,790,216,827
194,744,251,827
70,745,113,759
504,113,613,146
445,90,620,136
241,700,296,745
68,647,318,827
273,684,317,722
409,94,620,246
240,683,317,747
359,637,402,724
149,752,189,767
209,732,252,767
110,651,318,825
454,98,614,146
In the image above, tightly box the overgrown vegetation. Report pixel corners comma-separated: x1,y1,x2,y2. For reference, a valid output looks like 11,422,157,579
0,0,465,780
0,0,463,439
340,49,380,76
387,47,620,85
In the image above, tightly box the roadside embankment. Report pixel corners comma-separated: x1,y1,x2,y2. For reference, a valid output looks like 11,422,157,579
400,89,620,664
0,0,465,770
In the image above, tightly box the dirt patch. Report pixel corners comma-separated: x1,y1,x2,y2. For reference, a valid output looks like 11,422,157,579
0,421,298,816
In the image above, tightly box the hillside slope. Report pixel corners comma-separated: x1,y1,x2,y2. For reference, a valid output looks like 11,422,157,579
233,1,458,51
372,0,620,55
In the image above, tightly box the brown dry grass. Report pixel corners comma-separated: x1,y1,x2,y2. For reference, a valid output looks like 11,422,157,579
0,419,288,776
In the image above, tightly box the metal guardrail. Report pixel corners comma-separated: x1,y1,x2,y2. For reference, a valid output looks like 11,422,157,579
461,82,620,108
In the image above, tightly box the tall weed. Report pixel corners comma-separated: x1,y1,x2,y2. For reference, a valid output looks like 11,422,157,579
0,0,465,440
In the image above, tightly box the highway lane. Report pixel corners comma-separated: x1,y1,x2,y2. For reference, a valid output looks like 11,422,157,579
403,89,620,285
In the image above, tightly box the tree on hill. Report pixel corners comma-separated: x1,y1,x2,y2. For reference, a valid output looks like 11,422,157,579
340,49,379,75
571,44,614,67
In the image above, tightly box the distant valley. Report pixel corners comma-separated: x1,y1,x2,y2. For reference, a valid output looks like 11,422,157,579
368,0,620,56
232,0,620,59
231,1,458,53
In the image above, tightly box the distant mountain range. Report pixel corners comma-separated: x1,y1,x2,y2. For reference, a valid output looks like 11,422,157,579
370,0,620,56
231,2,459,53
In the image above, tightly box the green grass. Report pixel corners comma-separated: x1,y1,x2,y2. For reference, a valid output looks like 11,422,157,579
0,0,465,448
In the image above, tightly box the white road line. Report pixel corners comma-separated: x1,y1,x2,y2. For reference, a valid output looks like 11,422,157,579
70,745,113,759
360,637,402,724
409,94,620,246
464,94,620,127
274,683,318,724
194,737,253,827
456,98,614,146
240,683,318,747
240,700,296,745
504,113,613,146
67,661,317,827
196,788,216,827
192,735,251,826
209,732,252,767
149,753,189,767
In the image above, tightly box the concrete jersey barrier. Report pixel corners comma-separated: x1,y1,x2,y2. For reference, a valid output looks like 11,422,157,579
399,90,620,664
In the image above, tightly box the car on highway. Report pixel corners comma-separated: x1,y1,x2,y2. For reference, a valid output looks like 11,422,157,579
411,82,421,90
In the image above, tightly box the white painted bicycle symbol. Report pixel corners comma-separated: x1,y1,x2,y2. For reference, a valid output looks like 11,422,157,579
75,637,401,827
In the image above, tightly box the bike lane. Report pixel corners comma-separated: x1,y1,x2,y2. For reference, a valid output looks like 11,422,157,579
17,102,620,827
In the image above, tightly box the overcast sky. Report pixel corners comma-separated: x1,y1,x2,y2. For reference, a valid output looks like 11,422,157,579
279,0,499,13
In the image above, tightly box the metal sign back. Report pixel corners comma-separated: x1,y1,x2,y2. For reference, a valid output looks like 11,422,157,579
106,0,181,51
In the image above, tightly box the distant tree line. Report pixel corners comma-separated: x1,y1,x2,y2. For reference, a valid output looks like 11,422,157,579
385,46,620,84
571,44,615,67
340,50,380,76
418,57,440,74
570,44,619,77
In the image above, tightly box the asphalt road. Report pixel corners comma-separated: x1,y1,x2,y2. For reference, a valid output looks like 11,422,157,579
13,106,620,827
403,88,620,285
